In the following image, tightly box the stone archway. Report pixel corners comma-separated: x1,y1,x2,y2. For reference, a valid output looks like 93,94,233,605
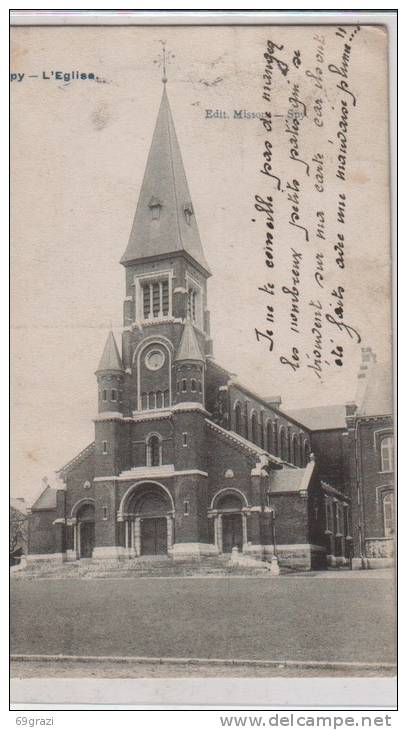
122,482,174,557
212,490,247,554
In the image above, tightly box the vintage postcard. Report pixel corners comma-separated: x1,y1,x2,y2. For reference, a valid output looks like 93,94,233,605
10,17,395,707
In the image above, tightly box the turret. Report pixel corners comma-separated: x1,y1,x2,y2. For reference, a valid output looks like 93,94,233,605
95,331,125,414
174,319,205,404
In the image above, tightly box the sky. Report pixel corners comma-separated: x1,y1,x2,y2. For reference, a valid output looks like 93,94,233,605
11,25,392,502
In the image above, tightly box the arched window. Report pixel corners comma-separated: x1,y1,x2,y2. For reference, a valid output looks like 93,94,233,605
188,288,197,323
148,391,156,409
191,378,197,392
235,403,242,435
163,389,170,407
156,390,163,408
251,412,258,445
279,426,287,460
303,440,311,465
146,434,161,467
266,421,273,453
141,392,147,410
383,492,395,536
381,435,394,472
292,434,299,465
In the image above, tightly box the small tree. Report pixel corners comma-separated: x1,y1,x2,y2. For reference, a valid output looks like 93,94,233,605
10,507,27,557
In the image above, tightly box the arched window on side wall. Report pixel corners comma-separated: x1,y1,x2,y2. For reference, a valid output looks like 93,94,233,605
266,421,273,454
303,440,311,465
292,434,299,466
279,426,287,461
235,403,242,435
146,434,161,467
383,492,395,536
251,412,258,445
380,435,394,473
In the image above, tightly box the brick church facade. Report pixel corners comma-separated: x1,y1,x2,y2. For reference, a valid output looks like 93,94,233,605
26,83,395,571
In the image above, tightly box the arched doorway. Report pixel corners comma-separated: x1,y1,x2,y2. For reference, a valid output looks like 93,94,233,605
76,501,95,559
125,482,173,556
213,491,246,553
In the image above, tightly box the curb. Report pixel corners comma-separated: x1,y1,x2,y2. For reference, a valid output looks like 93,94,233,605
10,654,397,671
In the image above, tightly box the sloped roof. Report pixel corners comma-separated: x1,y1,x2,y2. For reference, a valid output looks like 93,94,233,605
285,404,347,431
96,331,123,373
121,86,211,275
31,485,57,511
58,441,95,477
357,361,393,417
269,467,307,492
175,320,203,362
206,418,282,465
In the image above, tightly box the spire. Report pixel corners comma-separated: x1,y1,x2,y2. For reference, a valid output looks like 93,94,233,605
175,319,204,362
121,85,211,275
96,331,124,373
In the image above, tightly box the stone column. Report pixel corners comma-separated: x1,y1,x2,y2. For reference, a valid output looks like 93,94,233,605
242,512,248,548
72,519,78,557
216,515,223,553
134,517,141,557
166,515,174,552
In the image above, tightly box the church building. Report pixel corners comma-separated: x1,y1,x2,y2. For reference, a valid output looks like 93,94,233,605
26,79,394,571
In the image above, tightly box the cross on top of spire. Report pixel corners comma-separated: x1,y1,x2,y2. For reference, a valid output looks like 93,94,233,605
153,40,175,84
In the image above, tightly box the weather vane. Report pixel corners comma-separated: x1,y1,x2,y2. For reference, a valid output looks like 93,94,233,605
153,40,175,84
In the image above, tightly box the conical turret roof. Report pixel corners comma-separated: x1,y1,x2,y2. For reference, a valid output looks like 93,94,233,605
175,319,204,362
121,85,211,275
96,331,124,372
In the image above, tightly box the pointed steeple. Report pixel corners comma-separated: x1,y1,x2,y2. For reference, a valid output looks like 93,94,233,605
175,319,204,362
121,85,211,275
96,331,124,373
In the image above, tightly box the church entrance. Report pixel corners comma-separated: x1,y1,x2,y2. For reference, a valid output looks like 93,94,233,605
222,513,243,553
123,482,174,557
140,517,167,556
76,501,95,559
80,521,95,558
212,490,246,554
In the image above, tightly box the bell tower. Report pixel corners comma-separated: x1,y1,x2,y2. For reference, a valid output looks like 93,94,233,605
119,62,212,414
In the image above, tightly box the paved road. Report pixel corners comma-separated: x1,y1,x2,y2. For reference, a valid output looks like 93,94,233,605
11,572,395,666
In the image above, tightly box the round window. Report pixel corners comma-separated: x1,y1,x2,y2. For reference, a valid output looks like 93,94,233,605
145,349,165,371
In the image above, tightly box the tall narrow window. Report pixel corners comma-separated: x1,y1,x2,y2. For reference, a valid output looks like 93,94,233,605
188,288,197,323
148,391,156,409
191,378,197,392
182,379,187,392
102,441,107,455
182,433,188,447
102,389,107,402
146,435,161,467
152,282,160,317
156,390,163,409
266,422,273,453
111,389,117,402
380,435,394,472
383,492,395,536
235,403,242,435
161,280,169,316
143,284,151,319
251,413,258,445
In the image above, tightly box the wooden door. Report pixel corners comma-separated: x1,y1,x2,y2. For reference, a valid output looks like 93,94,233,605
141,517,167,555
80,521,95,558
222,513,243,553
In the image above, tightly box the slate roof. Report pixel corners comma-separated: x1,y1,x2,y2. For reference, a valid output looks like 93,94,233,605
269,465,309,493
285,404,347,431
175,320,203,362
121,86,211,275
31,485,57,511
96,331,124,373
